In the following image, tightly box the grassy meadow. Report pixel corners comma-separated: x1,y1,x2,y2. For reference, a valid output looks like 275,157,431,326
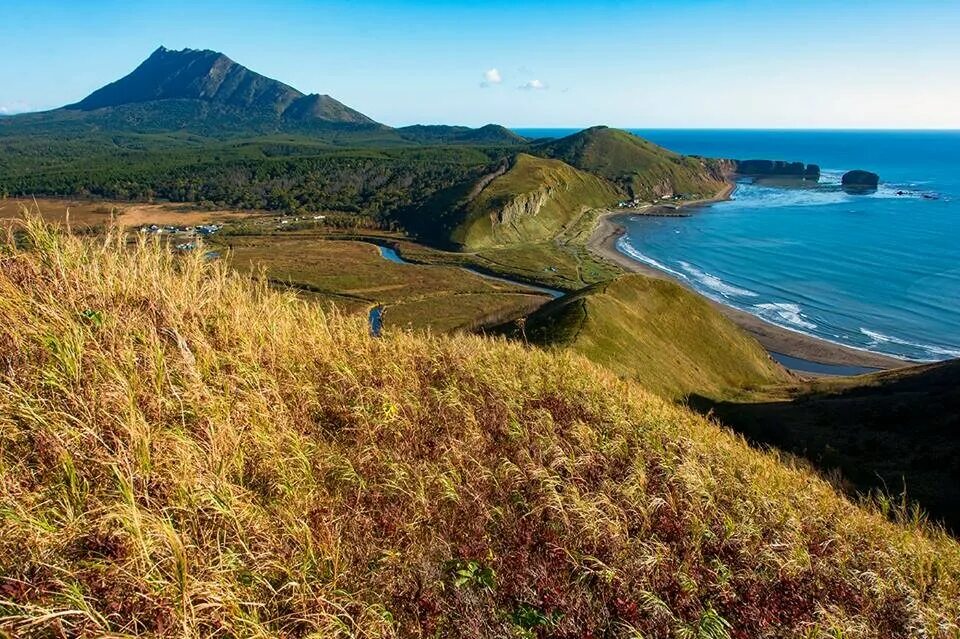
224,233,550,332
394,238,621,292
1,218,959,636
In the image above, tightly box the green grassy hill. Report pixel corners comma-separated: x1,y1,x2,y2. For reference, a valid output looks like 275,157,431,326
523,274,790,399
0,220,958,636
533,126,729,199
451,153,620,249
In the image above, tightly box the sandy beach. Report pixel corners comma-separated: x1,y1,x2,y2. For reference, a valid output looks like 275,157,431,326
587,186,907,371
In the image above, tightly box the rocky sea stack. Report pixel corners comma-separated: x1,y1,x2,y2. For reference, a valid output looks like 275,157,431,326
842,169,880,192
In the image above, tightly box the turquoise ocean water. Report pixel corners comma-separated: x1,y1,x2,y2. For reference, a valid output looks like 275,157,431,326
515,130,960,362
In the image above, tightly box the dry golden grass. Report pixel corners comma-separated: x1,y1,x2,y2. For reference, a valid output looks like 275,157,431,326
1,216,959,637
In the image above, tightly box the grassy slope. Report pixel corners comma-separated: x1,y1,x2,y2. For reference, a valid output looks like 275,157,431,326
524,275,790,399
2,221,958,637
533,126,728,199
452,153,620,249
693,360,960,531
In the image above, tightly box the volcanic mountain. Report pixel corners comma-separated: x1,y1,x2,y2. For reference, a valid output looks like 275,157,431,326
5,46,380,135
1,46,537,145
69,46,374,124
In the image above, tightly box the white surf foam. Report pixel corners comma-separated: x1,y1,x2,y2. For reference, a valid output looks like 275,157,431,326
818,169,845,186
615,237,688,281
731,181,848,208
860,328,960,360
822,168,936,200
731,172,938,208
677,261,758,298
754,302,818,331
616,230,955,363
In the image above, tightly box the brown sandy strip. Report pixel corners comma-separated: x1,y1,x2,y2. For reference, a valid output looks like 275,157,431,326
587,186,907,371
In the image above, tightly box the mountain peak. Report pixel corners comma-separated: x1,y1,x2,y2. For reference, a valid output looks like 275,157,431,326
145,46,227,67
68,46,298,113
65,46,376,127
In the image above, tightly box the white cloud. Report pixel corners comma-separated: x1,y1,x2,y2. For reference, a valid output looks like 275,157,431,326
480,68,502,88
0,101,30,115
519,79,547,91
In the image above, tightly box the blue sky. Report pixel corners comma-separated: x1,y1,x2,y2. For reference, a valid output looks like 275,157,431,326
2,0,958,128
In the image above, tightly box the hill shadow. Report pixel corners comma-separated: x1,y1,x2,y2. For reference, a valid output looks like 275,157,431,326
688,360,960,533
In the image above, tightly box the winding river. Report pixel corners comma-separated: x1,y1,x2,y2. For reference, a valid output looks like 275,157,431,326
368,243,562,336
374,244,563,298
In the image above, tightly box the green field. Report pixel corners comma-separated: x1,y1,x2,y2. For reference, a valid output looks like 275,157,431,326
396,238,621,291
223,233,550,332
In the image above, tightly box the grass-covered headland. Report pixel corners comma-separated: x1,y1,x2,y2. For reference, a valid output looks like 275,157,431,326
1,218,959,637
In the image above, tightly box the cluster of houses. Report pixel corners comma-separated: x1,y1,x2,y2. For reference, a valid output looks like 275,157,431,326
617,193,695,209
139,224,223,251
274,214,326,228
139,223,222,236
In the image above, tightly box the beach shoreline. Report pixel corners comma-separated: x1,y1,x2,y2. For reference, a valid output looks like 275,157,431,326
586,183,909,371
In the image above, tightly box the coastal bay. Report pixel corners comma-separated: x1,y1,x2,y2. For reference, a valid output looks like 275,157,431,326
570,129,960,371
588,207,907,372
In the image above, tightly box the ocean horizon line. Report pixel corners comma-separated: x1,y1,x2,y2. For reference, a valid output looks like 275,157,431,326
509,127,960,133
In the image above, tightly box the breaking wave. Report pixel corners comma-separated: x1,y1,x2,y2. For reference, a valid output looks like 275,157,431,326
860,328,960,360
677,261,758,299
615,237,688,281
753,303,818,331
616,239,758,301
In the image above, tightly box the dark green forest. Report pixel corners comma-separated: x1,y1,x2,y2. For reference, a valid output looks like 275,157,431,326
0,133,514,217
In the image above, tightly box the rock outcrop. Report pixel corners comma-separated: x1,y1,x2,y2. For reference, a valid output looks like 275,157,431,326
493,188,552,226
841,170,880,191
734,160,820,182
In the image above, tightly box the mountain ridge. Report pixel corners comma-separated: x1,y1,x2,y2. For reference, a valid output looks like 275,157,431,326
66,46,376,126
1,46,535,144
533,126,729,199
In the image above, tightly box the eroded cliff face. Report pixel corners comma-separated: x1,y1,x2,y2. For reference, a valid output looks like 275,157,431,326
492,188,553,227
456,153,620,249
712,159,739,179
646,179,675,198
